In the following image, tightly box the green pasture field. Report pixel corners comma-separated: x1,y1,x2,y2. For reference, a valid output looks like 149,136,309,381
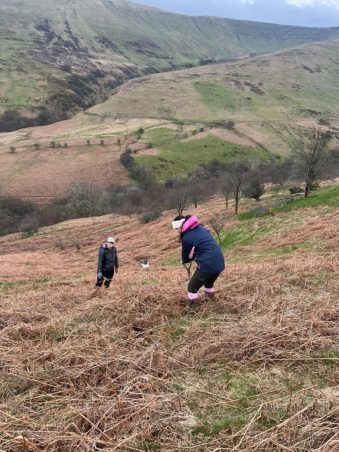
136,128,269,181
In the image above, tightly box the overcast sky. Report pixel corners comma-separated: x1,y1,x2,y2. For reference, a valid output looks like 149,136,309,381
132,0,339,27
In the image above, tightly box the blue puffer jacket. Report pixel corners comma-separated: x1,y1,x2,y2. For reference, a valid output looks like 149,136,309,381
181,216,225,274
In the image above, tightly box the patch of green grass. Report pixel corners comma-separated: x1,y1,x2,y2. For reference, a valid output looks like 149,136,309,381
193,413,247,436
45,321,80,340
194,82,235,112
239,185,339,221
271,241,315,256
141,441,160,451
281,186,339,211
173,383,185,393
34,277,51,284
160,254,181,267
142,127,178,147
136,132,268,181
0,281,27,291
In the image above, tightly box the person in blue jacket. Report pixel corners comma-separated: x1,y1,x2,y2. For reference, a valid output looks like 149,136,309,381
95,237,119,289
172,215,225,310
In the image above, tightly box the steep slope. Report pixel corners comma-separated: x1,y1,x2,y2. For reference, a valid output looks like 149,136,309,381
1,192,339,450
1,0,339,114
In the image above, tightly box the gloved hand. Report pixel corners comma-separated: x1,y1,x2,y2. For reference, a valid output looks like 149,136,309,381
97,272,103,278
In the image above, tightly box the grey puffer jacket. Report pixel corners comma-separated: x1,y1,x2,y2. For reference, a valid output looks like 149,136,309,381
97,245,119,273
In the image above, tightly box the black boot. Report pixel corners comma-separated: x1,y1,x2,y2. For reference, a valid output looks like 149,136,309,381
205,291,215,301
188,299,198,312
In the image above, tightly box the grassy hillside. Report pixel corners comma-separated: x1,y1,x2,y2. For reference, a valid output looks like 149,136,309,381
89,40,339,180
1,41,339,197
1,0,339,114
1,187,339,450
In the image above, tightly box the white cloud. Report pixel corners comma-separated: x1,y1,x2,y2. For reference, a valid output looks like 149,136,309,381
240,0,255,4
286,0,339,9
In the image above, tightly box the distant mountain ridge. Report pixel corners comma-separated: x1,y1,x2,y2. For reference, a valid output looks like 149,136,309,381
1,0,339,115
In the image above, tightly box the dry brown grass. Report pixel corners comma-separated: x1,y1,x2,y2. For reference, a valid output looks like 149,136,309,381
2,202,339,451
0,140,129,204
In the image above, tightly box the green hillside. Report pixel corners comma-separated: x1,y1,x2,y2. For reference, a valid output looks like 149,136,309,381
85,41,339,180
1,0,339,114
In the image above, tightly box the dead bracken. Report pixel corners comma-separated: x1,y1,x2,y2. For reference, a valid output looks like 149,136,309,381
1,202,339,450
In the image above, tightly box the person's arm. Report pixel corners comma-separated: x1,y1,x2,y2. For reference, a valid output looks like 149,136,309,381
181,236,193,263
97,247,105,274
115,249,119,272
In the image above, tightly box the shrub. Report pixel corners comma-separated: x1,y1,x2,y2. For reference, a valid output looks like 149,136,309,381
19,213,39,237
9,146,16,153
50,141,56,148
289,186,304,194
72,239,82,250
87,140,90,146
243,180,266,200
33,143,40,150
100,140,104,146
140,210,162,224
55,240,65,250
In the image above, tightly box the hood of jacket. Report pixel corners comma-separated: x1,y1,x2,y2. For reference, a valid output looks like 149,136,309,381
182,216,200,232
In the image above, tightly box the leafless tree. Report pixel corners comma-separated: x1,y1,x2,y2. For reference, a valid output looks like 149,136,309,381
229,161,251,214
187,181,206,208
269,159,294,192
166,183,189,215
294,127,332,198
218,172,233,209
209,211,228,245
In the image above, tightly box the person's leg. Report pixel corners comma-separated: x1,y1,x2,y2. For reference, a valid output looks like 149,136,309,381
187,269,213,309
104,270,114,288
204,273,221,300
95,273,105,288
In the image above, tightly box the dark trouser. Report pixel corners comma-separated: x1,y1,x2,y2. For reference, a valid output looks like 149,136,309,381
187,269,220,300
95,270,114,288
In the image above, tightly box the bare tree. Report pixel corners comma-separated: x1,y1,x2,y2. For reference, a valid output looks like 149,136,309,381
269,160,294,192
218,173,233,209
167,183,189,215
229,161,251,214
209,211,228,245
187,181,206,208
294,127,332,198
